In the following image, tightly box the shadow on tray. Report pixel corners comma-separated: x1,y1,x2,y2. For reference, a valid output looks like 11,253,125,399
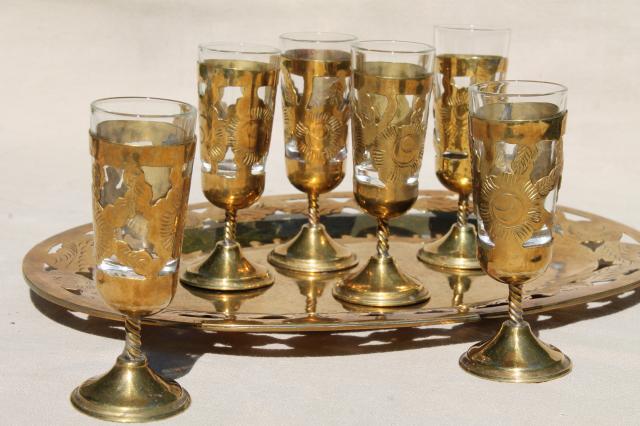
29,287,640,380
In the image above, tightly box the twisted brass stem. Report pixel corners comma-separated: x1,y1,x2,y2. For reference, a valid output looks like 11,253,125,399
508,283,525,324
308,193,319,227
376,218,390,258
452,289,464,308
457,194,469,227
224,209,237,244
124,317,143,361
306,295,316,315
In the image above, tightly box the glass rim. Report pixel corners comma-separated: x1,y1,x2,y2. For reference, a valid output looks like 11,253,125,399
435,24,511,33
91,97,196,119
352,40,435,54
198,42,280,55
279,31,357,43
470,80,568,97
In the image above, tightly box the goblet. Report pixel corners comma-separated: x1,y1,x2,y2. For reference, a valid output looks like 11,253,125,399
268,32,358,273
333,40,434,307
460,80,571,382
71,97,196,422
181,43,279,291
418,25,510,270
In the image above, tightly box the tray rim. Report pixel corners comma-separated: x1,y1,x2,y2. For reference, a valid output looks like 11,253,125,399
22,190,640,332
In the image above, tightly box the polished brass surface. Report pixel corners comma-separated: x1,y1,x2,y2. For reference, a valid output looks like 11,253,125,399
74,113,195,421
334,255,429,307
419,54,507,270
182,239,272,291
182,58,278,290
268,222,357,273
71,320,190,422
460,100,571,382
338,60,433,307
278,268,344,324
418,223,480,270
23,191,640,332
269,47,357,272
459,320,571,383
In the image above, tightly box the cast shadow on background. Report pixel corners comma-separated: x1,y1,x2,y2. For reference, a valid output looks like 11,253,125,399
30,287,639,380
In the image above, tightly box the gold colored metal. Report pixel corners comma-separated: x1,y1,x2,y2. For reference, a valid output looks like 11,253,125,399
269,48,357,273
334,220,429,307
418,223,480,270
419,54,507,270
73,116,195,421
335,61,432,307
182,58,278,291
460,101,571,382
277,268,345,324
71,318,190,423
183,285,269,323
440,267,484,313
23,191,640,332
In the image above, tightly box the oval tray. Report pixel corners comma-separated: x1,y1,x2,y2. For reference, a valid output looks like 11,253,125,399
23,190,640,332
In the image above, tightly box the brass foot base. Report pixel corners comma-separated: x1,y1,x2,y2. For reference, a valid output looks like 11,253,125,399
268,224,358,273
71,355,190,423
459,320,572,383
418,223,481,270
181,241,273,291
333,256,430,307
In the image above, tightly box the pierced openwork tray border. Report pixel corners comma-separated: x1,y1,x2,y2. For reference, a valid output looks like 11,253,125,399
23,191,640,332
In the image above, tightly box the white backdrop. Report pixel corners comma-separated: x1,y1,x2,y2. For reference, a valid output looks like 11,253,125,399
2,1,640,424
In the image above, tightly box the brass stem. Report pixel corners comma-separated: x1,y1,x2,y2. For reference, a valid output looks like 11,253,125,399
123,317,144,362
308,192,319,228
376,218,390,258
452,289,464,308
508,283,525,324
306,295,316,315
457,194,469,227
224,209,237,245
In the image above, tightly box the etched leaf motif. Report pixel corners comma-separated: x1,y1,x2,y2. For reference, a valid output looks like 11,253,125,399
511,145,537,175
281,67,298,106
535,139,564,196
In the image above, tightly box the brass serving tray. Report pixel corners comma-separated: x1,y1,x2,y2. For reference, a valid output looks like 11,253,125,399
23,191,640,332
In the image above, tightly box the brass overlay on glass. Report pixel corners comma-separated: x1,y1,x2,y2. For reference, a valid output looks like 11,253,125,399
333,62,432,307
459,102,571,383
71,120,194,422
181,59,278,291
418,54,507,270
268,49,358,273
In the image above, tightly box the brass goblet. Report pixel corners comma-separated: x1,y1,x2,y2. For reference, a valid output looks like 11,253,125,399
71,97,196,422
418,25,510,270
459,80,572,382
181,43,280,291
333,40,434,307
268,32,358,273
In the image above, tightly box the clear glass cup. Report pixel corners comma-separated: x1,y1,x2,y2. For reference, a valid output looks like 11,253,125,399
333,40,435,307
459,80,572,382
419,25,510,270
72,97,196,422
268,32,359,274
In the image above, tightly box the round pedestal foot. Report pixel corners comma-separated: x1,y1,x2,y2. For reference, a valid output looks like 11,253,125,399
459,320,572,383
418,223,482,270
71,356,190,423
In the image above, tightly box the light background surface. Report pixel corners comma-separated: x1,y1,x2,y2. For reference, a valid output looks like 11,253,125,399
1,0,639,424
